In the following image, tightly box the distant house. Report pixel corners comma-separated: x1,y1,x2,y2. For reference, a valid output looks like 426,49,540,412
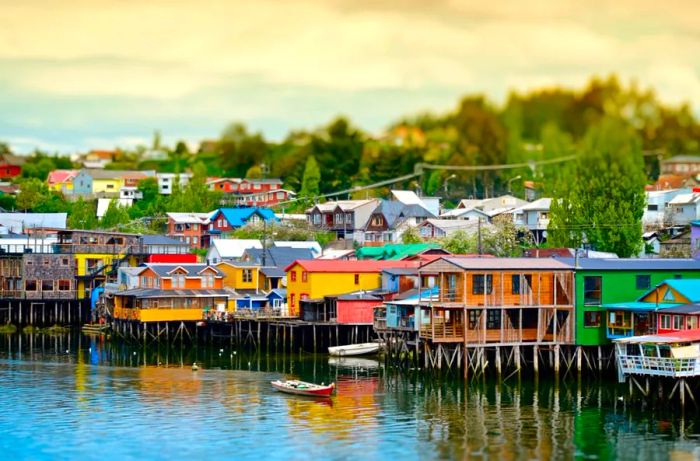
209,207,278,235
156,173,191,195
208,177,291,207
660,231,691,258
273,241,322,258
668,192,700,226
206,239,263,264
391,190,440,217
439,207,491,221
661,155,700,177
166,212,211,249
47,169,78,193
306,199,379,241
418,219,489,239
513,198,552,244
361,200,434,245
72,169,155,196
0,153,25,180
81,150,116,169
643,188,692,228
242,246,315,268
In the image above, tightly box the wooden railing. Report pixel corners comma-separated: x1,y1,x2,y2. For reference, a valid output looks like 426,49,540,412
421,320,464,341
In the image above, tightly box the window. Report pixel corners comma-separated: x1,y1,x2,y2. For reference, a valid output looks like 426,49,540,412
25,280,37,291
673,315,683,330
354,274,360,285
511,275,520,295
42,280,54,291
584,311,601,327
44,258,50,266
468,310,480,329
472,274,493,295
242,269,253,283
154,278,160,288
302,271,308,282
290,294,296,308
141,276,148,287
193,236,198,245
687,316,698,330
636,275,651,290
218,219,223,227
647,204,658,211
661,314,671,330
58,280,71,291
173,274,185,289
486,310,501,329
61,257,69,266
371,216,383,226
583,276,602,305
202,274,214,288
290,271,297,282
674,274,683,279
345,213,352,224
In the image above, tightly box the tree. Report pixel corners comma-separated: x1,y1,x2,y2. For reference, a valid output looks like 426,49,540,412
219,122,268,178
440,230,478,254
68,197,97,230
400,226,422,244
16,178,49,211
100,199,131,229
299,155,320,203
548,117,646,257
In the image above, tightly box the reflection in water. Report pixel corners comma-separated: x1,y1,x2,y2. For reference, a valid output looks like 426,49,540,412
0,332,698,460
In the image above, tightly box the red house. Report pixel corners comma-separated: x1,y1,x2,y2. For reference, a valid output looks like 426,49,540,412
0,153,24,179
657,304,700,334
335,292,383,324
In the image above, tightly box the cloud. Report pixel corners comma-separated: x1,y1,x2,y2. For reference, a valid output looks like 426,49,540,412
0,0,698,151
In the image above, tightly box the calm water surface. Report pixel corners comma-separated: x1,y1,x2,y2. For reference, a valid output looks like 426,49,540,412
0,333,698,460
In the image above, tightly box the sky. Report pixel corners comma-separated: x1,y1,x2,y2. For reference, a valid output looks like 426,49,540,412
1,0,699,153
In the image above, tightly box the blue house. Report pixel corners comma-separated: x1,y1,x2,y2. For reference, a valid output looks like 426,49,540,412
385,286,438,331
210,207,278,235
267,289,287,310
72,170,94,195
233,289,268,310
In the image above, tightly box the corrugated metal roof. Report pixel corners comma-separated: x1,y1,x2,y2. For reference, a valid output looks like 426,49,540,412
115,288,230,298
145,264,223,277
614,328,700,344
655,303,700,315
602,301,682,312
430,257,572,271
559,258,700,271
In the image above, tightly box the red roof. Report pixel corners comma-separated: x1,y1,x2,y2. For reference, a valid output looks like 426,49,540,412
285,259,419,273
47,169,78,185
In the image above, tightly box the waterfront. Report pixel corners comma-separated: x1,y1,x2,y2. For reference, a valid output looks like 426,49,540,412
0,334,698,460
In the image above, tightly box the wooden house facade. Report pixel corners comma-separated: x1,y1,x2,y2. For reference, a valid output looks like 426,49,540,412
416,257,575,345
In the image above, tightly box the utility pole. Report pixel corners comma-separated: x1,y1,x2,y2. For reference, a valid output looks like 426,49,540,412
262,219,267,266
477,217,483,255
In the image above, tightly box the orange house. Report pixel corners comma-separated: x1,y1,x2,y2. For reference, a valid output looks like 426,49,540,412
113,264,229,322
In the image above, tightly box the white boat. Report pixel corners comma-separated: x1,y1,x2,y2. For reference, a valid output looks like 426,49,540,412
328,342,380,357
328,357,381,369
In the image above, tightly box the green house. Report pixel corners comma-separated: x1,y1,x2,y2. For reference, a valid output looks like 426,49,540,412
563,258,700,346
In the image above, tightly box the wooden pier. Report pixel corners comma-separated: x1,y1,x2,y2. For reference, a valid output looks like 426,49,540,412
110,314,377,354
0,298,90,327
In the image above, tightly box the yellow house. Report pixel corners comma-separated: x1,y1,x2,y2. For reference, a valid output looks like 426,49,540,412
75,253,139,297
47,170,78,193
285,260,418,316
216,261,262,311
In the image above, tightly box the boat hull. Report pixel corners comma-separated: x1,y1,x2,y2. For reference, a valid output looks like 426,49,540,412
271,380,335,397
328,342,380,357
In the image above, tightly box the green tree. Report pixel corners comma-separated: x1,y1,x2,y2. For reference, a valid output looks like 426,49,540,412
440,230,477,254
400,226,422,244
100,199,131,229
16,178,50,210
219,122,267,178
68,197,98,229
299,155,320,204
548,117,646,257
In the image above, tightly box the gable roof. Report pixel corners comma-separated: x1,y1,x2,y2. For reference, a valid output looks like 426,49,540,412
369,200,435,228
657,279,700,303
285,259,419,273
145,263,223,277
141,235,188,246
213,207,278,227
273,241,322,256
79,169,155,180
244,247,315,268
517,198,552,211
208,239,262,258
669,193,700,205
47,169,78,185
421,256,572,272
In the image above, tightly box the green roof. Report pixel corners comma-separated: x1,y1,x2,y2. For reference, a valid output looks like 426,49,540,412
356,243,442,260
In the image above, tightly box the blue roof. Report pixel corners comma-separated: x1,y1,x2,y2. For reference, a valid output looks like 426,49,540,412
214,207,278,228
602,301,683,312
661,279,700,303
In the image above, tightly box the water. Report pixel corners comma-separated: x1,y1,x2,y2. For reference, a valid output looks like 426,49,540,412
0,334,698,460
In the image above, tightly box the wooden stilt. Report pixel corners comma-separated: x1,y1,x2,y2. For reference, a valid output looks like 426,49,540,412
533,345,539,374
495,346,501,375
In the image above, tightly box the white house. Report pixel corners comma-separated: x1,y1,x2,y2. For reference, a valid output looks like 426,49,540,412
206,238,263,264
513,198,551,244
667,193,700,226
642,188,691,228
157,173,192,195
418,219,492,239
273,241,322,258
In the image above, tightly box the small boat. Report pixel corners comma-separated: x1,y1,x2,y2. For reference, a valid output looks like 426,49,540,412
328,357,381,369
81,323,109,334
328,342,380,357
271,379,335,397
